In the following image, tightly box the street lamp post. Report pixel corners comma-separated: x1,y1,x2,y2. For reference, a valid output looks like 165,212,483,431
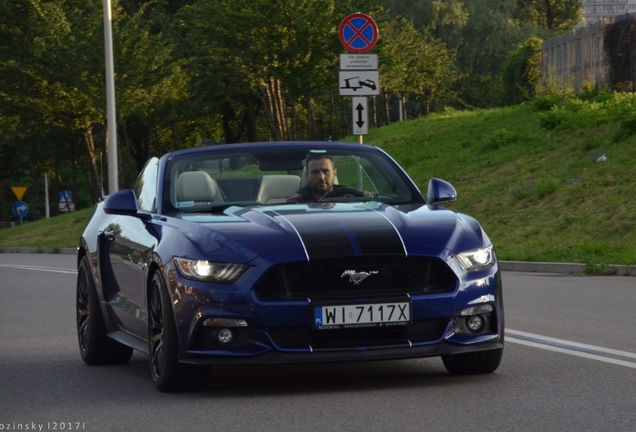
103,0,118,194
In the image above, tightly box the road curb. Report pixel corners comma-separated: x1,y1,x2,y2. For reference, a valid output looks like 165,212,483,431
1,248,634,276
0,247,77,255
499,260,636,276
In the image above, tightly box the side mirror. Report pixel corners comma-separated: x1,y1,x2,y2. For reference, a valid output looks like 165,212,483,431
427,178,457,205
103,189,148,218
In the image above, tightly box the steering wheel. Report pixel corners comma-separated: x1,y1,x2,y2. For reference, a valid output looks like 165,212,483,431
320,187,364,201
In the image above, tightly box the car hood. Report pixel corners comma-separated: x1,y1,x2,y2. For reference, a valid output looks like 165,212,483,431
172,202,489,263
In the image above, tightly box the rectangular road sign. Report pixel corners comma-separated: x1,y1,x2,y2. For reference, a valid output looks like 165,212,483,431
340,54,378,70
352,97,368,135
339,71,380,96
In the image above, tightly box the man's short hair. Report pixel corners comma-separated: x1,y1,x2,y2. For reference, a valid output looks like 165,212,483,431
305,154,334,166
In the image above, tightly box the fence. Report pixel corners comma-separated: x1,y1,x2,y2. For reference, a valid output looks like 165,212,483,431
542,13,636,91
542,18,613,90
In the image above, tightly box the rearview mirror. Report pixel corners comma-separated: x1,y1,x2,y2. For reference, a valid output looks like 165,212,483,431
427,178,457,205
103,189,148,218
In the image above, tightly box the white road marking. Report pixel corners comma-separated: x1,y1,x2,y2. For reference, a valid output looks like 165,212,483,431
0,264,77,275
3,261,636,369
507,328,636,369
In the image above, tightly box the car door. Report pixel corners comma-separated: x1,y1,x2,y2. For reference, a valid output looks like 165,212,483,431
102,158,160,337
104,216,157,336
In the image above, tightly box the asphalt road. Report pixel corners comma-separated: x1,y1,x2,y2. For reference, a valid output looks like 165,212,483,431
1,253,635,432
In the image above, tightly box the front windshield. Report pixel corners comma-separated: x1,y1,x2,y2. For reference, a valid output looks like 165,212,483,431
162,146,419,214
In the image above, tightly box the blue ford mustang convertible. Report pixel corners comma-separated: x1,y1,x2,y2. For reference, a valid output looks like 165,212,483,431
76,141,504,391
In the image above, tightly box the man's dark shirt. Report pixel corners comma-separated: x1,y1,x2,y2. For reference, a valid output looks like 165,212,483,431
287,185,345,203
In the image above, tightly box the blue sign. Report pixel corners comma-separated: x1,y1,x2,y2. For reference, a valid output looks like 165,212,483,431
13,201,29,218
60,190,73,203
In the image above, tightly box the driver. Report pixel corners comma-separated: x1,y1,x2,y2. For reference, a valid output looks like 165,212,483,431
287,154,345,203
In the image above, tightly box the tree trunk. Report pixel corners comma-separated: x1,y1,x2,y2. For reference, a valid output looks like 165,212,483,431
290,100,297,141
372,95,378,128
0,179,11,227
401,96,408,121
84,129,102,202
544,0,555,30
244,96,259,142
264,77,287,141
305,92,316,140
384,89,391,125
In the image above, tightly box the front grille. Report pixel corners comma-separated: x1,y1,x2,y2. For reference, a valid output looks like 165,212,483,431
254,256,457,301
267,319,448,350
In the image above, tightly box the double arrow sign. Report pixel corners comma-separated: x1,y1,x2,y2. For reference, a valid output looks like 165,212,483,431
353,97,368,135
339,54,378,136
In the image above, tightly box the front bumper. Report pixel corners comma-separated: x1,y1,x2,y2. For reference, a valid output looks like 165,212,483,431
165,259,504,366
181,337,504,365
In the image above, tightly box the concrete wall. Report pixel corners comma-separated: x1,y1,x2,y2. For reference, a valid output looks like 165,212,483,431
542,18,611,90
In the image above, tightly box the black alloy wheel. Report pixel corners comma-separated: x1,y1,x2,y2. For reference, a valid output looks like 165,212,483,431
149,271,202,392
76,255,133,365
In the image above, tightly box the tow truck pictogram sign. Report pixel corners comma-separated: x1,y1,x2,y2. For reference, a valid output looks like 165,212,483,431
338,71,380,96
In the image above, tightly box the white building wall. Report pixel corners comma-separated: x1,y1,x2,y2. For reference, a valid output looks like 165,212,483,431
581,0,636,23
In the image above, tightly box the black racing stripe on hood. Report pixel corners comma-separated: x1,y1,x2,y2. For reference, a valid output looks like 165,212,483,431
283,211,405,259
283,214,355,259
346,213,405,255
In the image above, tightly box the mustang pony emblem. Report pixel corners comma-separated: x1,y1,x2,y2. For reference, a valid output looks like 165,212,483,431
341,270,379,285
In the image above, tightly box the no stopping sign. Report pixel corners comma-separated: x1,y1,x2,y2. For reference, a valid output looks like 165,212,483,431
338,13,379,53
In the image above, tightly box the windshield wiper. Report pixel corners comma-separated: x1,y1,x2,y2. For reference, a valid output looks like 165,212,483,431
179,204,234,214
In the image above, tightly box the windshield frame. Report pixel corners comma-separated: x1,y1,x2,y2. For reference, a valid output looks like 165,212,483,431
159,143,424,215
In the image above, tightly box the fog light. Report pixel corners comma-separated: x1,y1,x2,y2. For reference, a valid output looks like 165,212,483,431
465,315,486,334
203,318,247,328
460,304,494,316
216,328,234,345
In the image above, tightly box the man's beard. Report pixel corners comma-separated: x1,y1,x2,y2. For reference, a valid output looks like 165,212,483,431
314,181,329,193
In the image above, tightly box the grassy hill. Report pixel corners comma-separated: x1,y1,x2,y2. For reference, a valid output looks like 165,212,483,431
1,91,635,269
0,208,90,252
367,92,636,268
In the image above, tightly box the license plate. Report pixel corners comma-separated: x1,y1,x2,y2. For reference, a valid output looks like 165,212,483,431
314,302,410,330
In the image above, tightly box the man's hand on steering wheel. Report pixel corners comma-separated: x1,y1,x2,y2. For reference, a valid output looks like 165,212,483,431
319,187,367,201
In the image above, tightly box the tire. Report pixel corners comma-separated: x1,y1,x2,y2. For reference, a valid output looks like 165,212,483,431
76,255,133,365
442,347,503,375
148,271,203,392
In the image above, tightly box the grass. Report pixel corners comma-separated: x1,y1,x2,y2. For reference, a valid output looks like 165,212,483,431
1,92,635,269
366,93,636,268
0,208,91,251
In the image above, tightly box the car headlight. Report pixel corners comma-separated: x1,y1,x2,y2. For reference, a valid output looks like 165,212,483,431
174,258,247,283
455,245,495,272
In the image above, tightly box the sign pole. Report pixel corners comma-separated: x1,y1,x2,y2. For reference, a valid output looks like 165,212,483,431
44,173,50,219
338,13,378,144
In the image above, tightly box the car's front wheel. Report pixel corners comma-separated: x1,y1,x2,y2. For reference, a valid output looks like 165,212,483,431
442,347,503,375
148,271,203,392
76,255,133,365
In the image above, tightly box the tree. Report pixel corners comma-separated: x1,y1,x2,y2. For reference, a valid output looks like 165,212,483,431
380,0,551,108
379,17,457,120
178,0,381,142
448,0,540,107
380,0,469,37
0,0,107,200
113,1,190,174
516,0,583,33
502,36,543,104
604,16,636,92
